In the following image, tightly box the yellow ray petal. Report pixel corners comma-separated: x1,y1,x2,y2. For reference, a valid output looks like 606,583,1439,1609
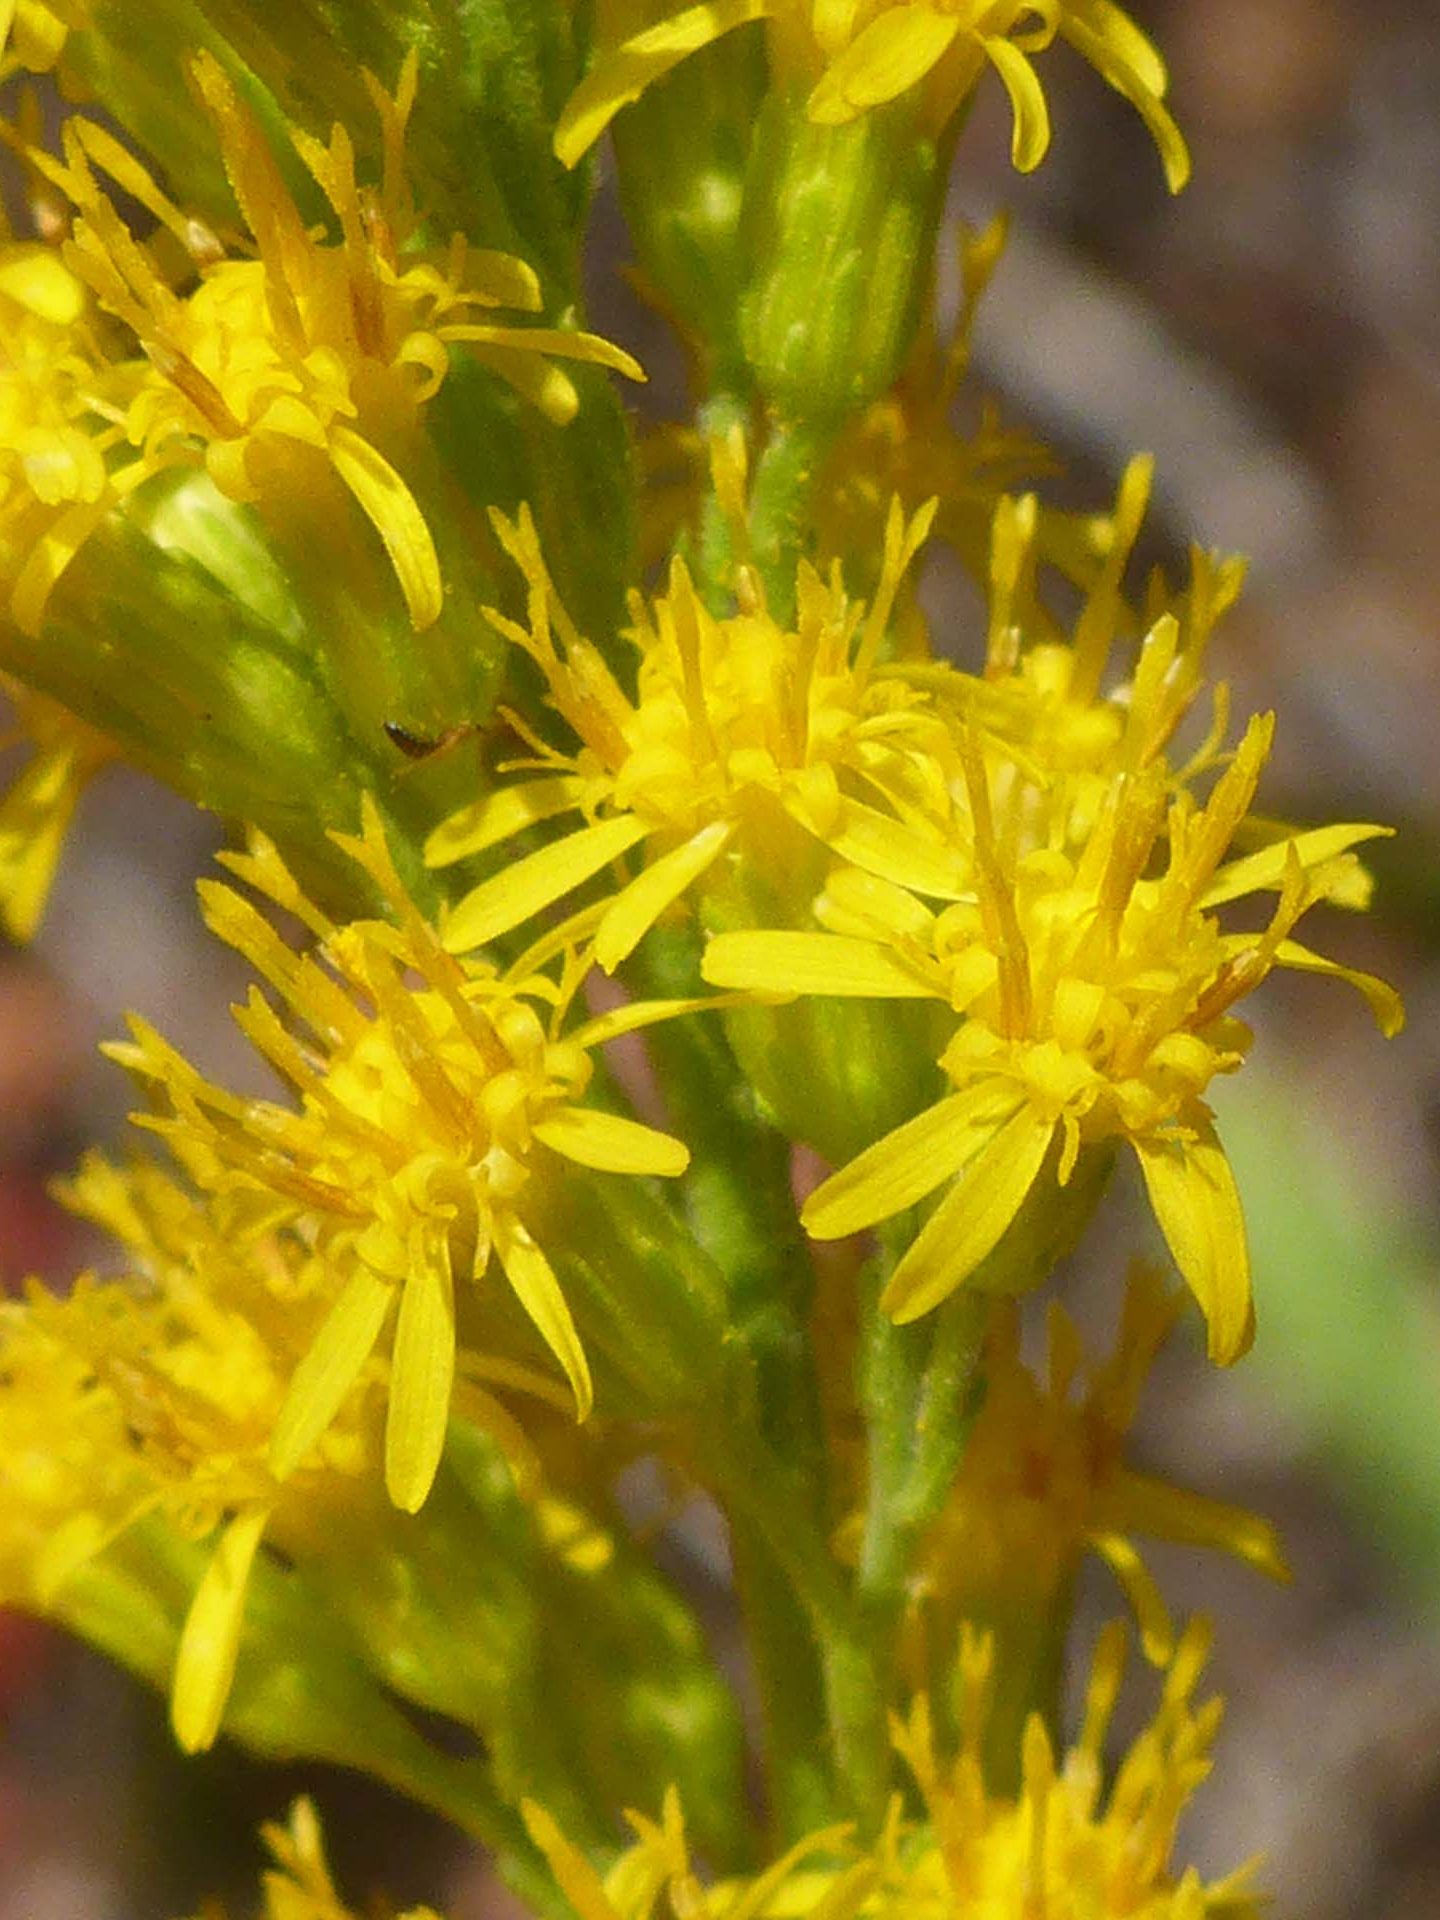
1101,1466,1291,1584
424,776,587,869
594,819,733,972
1057,10,1190,191
981,35,1052,172
807,796,971,899
521,1801,617,1920
1091,1530,1174,1664
1132,1116,1253,1365
533,1106,689,1177
171,1506,269,1754
442,814,650,954
1199,824,1392,909
553,0,771,168
494,1214,593,1420
440,322,645,384
804,1084,1024,1241
10,498,110,637
270,1264,392,1482
881,1103,1057,1321
807,8,962,124
1271,938,1405,1038
385,1232,456,1514
702,929,936,998
0,738,88,941
328,425,442,631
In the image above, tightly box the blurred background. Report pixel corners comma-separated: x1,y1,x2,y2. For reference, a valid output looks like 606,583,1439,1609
2,0,1438,1913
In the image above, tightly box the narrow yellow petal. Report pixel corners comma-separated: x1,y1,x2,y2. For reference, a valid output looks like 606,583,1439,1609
442,814,650,954
328,425,442,632
1271,938,1404,1038
494,1215,593,1420
10,499,109,637
0,742,86,941
440,323,645,384
808,798,971,899
521,1801,617,1920
1132,1118,1253,1365
270,1265,392,1481
882,1104,1057,1322
803,1085,1023,1240
594,819,733,972
1091,1531,1174,1664
981,35,1051,173
807,9,961,123
1102,1467,1291,1583
424,777,586,869
385,1234,456,1514
568,991,738,1049
1199,824,1391,909
553,0,771,167
702,929,936,998
171,1506,269,1754
1057,11,1191,191
533,1106,689,1176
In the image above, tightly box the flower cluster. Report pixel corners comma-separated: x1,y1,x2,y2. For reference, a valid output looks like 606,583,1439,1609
0,3,1406,1916
6,50,640,632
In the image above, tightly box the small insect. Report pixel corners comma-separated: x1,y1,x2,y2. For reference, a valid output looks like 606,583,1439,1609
383,720,479,762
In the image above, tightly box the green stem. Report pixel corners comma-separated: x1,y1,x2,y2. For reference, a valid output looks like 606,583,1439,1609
748,417,830,621
857,1281,988,1611
729,1518,837,1846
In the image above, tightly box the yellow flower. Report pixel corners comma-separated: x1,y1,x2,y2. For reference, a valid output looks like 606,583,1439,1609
526,1624,1259,1920
178,1797,444,1920
874,1620,1260,1919
6,1152,380,1752
704,673,1401,1359
0,0,87,77
0,682,114,939
429,497,971,972
0,238,142,633
891,1268,1287,1672
556,0,1188,189
523,1784,853,1920
104,799,690,1516
36,54,642,630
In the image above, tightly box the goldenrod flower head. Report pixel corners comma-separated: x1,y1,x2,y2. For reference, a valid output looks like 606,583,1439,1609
431,497,971,971
873,1620,1259,1919
0,239,139,633
0,0,86,77
182,1797,444,1920
526,1625,1256,1920
556,0,1188,189
899,1269,1287,1667
0,1285,148,1613
6,1152,378,1753
705,698,1401,1358
37,55,643,630
104,799,690,1517
523,1784,854,1920
0,682,114,938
